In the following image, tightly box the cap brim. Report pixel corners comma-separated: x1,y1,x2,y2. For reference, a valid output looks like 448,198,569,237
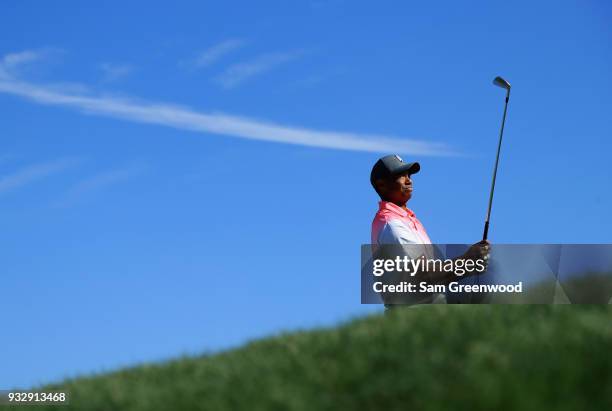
392,162,420,176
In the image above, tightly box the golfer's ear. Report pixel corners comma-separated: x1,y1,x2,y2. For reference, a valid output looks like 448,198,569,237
375,178,387,196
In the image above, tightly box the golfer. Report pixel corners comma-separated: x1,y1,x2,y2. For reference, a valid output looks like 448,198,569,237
370,154,489,305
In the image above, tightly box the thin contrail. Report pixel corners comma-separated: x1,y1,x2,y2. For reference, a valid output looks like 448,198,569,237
0,78,456,156
0,158,79,194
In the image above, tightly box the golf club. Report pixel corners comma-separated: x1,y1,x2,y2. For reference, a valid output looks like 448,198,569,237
483,76,511,241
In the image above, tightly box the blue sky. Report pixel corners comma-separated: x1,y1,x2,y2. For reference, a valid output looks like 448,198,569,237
1,0,611,389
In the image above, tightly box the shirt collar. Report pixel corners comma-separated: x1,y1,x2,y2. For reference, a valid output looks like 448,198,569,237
378,201,415,218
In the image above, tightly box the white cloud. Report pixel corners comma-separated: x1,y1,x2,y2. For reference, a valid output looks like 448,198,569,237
0,48,61,79
0,158,80,194
2,51,41,69
0,50,456,156
99,63,134,82
193,39,245,68
214,51,302,89
0,50,41,79
54,163,145,207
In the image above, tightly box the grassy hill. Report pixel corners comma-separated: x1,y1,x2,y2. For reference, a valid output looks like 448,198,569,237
11,306,612,411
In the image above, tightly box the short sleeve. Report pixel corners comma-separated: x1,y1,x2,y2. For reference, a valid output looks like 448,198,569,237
378,219,420,245
377,219,435,260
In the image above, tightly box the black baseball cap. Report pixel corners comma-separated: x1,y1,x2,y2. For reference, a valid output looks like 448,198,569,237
370,154,420,188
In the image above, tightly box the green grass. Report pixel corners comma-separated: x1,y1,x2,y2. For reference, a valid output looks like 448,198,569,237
12,306,612,411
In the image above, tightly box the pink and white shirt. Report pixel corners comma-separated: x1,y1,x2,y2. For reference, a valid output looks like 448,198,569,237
371,201,443,304
372,201,432,245
371,201,435,260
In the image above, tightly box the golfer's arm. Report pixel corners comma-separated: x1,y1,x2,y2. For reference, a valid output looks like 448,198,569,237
385,252,457,286
379,225,476,285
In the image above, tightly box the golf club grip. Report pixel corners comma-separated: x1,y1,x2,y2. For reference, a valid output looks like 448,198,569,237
482,221,489,241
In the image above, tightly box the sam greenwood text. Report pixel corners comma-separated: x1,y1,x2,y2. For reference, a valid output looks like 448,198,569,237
373,281,523,294
371,255,523,294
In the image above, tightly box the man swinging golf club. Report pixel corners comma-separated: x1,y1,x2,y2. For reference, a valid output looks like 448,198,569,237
370,76,511,306
370,155,490,306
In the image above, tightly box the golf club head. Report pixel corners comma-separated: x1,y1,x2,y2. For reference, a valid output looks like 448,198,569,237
493,76,511,90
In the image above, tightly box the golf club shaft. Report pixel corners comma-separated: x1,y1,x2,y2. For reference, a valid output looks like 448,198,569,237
483,89,510,241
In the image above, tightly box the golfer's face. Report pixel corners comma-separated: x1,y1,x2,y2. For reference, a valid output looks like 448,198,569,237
392,173,413,202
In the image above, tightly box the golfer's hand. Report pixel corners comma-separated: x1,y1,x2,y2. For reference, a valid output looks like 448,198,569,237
464,240,490,268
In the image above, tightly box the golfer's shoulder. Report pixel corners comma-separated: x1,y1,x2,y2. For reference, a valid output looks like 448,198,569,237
373,206,401,223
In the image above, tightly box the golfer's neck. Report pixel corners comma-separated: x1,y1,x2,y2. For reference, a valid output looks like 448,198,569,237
391,200,408,209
